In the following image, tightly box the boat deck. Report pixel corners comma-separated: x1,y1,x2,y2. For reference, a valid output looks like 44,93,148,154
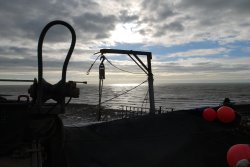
64,107,250,167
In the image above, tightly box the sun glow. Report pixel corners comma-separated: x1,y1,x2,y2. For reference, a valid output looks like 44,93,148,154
110,23,143,43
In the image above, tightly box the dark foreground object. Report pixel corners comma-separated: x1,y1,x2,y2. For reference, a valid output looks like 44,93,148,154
64,108,249,167
1,103,250,167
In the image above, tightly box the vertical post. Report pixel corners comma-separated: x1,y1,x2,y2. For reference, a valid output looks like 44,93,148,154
159,106,162,114
147,53,155,114
97,79,103,121
125,106,128,118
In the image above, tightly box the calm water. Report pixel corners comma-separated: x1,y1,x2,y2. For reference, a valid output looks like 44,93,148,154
0,83,250,110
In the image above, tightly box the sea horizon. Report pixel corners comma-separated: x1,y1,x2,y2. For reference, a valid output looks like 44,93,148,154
1,83,250,111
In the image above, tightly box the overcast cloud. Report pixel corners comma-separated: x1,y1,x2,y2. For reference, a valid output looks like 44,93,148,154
0,0,249,84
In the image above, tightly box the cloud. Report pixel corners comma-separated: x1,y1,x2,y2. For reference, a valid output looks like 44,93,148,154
119,10,139,23
0,0,119,77
0,0,250,83
167,48,229,58
179,0,250,15
136,0,250,45
154,21,184,37
141,0,177,20
73,12,117,39
153,56,250,76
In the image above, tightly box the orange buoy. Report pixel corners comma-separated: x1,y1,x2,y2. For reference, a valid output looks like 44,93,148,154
202,108,217,121
227,144,250,167
217,106,235,123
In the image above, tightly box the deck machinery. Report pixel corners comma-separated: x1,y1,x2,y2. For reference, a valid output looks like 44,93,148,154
0,20,157,167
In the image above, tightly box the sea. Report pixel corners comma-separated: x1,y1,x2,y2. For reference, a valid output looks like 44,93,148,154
1,83,250,111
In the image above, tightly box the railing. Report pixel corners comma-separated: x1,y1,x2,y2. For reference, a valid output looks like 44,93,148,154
120,106,149,118
157,106,174,114
100,105,174,121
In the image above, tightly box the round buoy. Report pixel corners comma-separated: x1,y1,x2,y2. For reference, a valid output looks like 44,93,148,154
202,108,217,121
227,144,250,167
217,106,236,123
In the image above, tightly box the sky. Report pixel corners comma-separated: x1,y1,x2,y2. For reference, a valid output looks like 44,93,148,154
0,0,250,85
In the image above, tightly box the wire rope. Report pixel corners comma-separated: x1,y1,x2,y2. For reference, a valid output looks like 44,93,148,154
99,79,147,105
86,54,101,75
141,89,149,108
105,57,144,75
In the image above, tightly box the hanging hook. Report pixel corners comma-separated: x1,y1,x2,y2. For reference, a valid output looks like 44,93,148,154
100,55,106,64
99,55,105,80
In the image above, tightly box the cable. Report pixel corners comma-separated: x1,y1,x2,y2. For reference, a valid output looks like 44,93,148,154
100,79,147,105
37,20,76,84
99,80,104,103
66,97,72,106
86,54,101,75
35,20,76,113
97,79,104,121
87,54,146,75
141,89,149,108
105,57,143,75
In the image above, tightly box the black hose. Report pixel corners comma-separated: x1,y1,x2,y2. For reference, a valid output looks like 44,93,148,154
37,20,76,83
37,20,76,106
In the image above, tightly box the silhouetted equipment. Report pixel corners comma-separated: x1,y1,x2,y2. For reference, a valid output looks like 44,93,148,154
0,79,34,82
28,20,79,114
97,55,106,120
0,79,87,85
99,49,156,114
0,20,79,167
2,20,250,167
99,56,105,79
75,81,87,84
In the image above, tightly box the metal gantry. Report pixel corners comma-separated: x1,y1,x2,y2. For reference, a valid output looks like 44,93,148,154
99,49,156,114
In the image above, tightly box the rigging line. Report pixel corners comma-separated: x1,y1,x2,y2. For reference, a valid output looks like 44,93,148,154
105,57,144,75
98,79,104,121
65,97,72,106
99,79,148,105
141,89,149,108
99,79,104,104
86,54,101,75
127,54,148,74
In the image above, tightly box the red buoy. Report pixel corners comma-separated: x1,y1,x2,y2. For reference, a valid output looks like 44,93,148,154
202,108,217,121
217,106,236,123
227,144,250,167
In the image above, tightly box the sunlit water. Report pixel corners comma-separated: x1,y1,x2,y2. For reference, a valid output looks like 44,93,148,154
1,83,250,111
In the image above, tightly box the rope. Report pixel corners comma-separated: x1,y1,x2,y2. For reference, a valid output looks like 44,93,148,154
66,97,72,105
141,89,149,108
105,57,143,75
86,54,101,75
99,80,104,104
99,79,148,105
97,79,104,121
87,54,145,75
